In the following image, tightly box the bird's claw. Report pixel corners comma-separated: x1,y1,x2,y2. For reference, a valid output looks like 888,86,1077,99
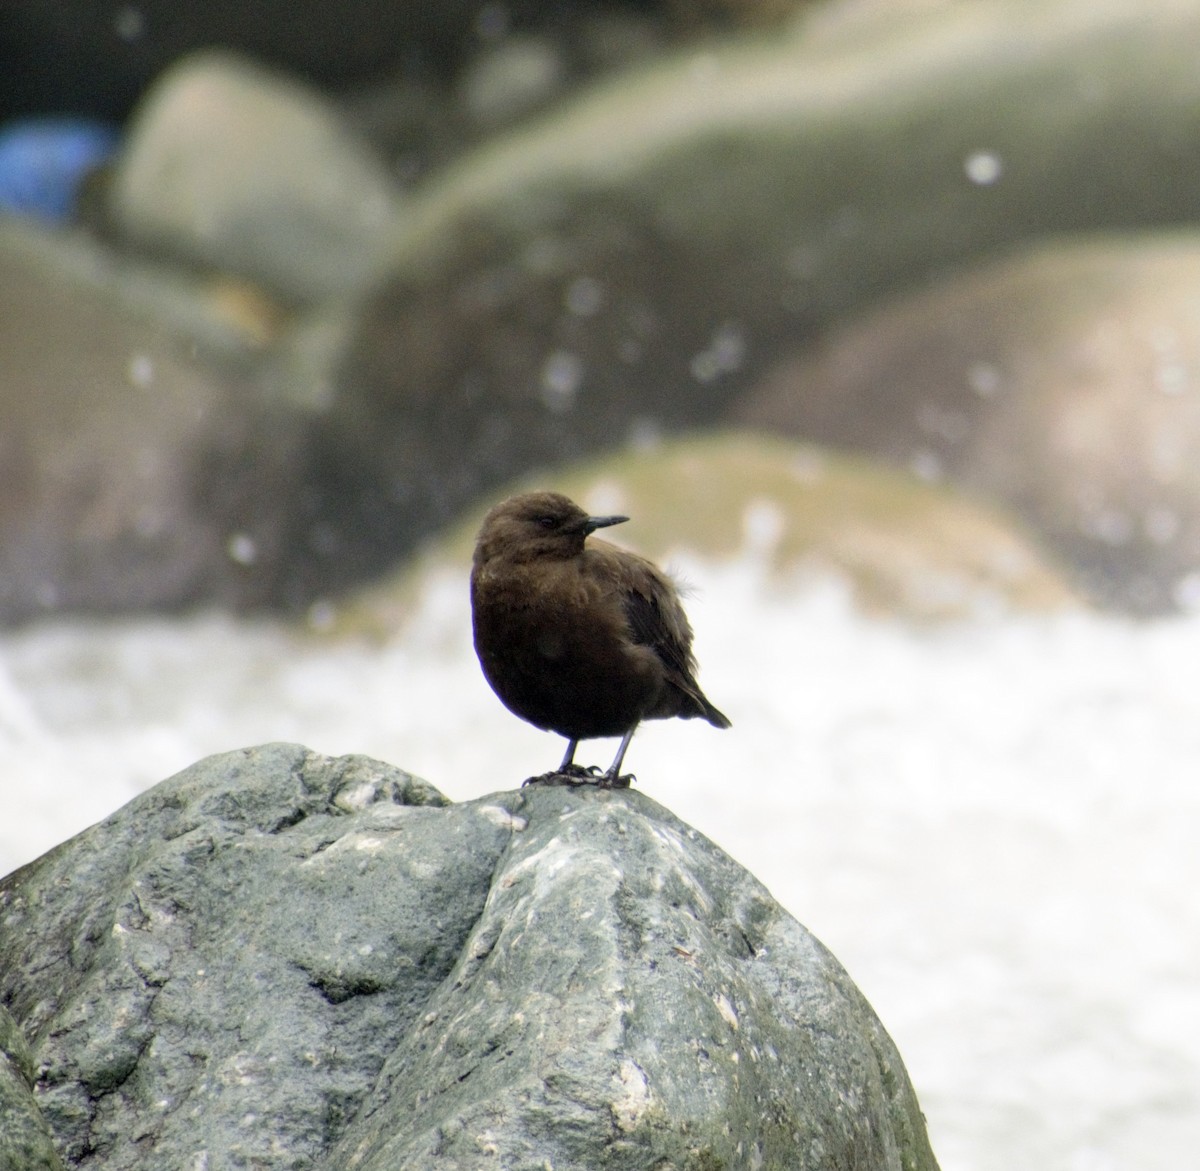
521,766,634,789
521,768,592,787
559,762,604,779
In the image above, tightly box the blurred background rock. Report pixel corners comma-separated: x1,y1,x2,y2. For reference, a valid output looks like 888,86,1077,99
3,0,1199,624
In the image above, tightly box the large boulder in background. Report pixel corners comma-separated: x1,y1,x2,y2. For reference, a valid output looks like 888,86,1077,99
0,743,940,1171
381,0,1200,322
737,234,1200,612
107,53,404,305
0,219,305,625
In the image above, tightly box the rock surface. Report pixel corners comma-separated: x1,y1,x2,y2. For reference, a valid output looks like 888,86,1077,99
108,52,403,304
385,0,1200,320
0,744,939,1171
0,1004,64,1171
0,218,307,626
737,234,1200,613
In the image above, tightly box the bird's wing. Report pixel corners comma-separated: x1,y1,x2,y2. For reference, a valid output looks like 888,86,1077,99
602,548,730,728
620,560,697,680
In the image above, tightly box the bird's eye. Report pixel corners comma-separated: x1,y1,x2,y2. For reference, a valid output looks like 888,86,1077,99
537,516,557,529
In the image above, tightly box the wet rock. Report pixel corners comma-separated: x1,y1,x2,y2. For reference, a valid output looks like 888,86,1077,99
107,52,403,304
737,234,1200,613
385,0,1200,341
0,218,306,625
0,1005,64,1171
0,743,939,1171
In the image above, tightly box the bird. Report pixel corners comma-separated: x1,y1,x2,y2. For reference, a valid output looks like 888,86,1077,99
470,490,730,786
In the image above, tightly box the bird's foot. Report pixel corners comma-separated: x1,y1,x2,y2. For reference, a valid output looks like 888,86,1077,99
558,762,605,779
522,764,604,787
522,764,633,788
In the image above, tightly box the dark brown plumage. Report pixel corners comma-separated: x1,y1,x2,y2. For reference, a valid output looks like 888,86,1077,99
471,490,730,785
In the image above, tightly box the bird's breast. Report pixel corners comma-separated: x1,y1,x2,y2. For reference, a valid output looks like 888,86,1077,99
534,628,567,660
474,570,614,665
471,561,661,738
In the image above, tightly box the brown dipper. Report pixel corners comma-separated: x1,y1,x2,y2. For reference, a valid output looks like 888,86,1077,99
471,491,730,786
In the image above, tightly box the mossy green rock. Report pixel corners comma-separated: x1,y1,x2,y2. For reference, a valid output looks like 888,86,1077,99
1,744,938,1170
0,1005,65,1171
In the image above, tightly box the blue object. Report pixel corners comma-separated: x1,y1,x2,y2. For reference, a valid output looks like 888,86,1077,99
0,118,122,222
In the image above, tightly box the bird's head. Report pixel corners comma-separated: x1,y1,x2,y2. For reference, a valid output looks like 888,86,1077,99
473,491,628,565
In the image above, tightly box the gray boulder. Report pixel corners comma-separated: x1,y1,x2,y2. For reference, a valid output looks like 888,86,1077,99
108,52,404,304
0,744,939,1170
0,1005,64,1171
0,218,307,626
737,233,1200,613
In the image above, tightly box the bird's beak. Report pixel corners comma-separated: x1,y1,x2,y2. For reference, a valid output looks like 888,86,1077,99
583,513,629,534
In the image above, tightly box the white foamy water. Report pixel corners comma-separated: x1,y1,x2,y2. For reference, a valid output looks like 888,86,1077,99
2,558,1197,1171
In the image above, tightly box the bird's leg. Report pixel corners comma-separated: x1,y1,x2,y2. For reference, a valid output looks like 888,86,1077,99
524,739,603,786
598,725,638,789
554,739,604,779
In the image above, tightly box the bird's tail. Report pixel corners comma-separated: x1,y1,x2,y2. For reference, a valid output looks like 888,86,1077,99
702,698,732,730
670,679,731,729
